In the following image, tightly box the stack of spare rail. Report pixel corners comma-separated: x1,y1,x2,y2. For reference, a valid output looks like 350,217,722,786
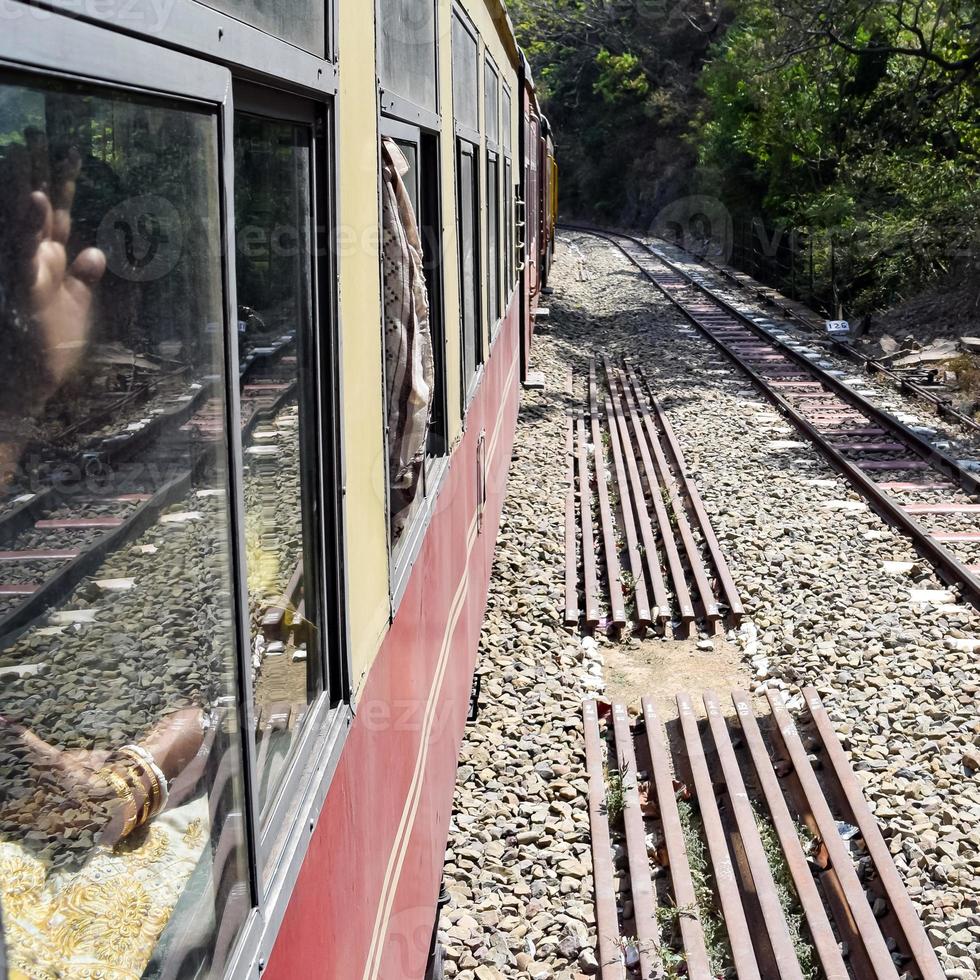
582,689,945,980
564,355,743,637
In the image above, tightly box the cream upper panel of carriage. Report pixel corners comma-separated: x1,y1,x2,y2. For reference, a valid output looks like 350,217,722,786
335,0,524,691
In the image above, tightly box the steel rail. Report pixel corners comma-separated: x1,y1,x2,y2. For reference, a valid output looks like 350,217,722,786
576,226,980,611
603,390,653,626
730,690,849,980
639,698,713,977
564,414,580,626
640,370,745,624
590,359,627,627
611,363,695,630
577,414,602,626
765,690,901,978
666,234,980,436
645,240,980,494
582,700,628,980
610,703,659,978
676,693,761,978
702,691,806,980
803,687,946,980
603,358,670,628
621,364,720,627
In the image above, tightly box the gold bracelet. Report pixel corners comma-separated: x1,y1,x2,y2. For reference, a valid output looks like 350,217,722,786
119,748,163,818
97,767,138,839
121,763,152,827
117,749,159,818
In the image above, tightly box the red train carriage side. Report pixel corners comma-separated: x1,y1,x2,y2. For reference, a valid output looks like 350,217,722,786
0,2,555,980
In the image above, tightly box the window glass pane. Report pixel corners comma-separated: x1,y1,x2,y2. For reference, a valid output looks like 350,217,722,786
0,72,250,979
487,157,499,326
452,15,479,133
484,63,498,144
504,160,516,288
233,113,321,848
379,0,437,114
199,0,325,58
457,143,479,389
502,88,512,155
381,139,434,548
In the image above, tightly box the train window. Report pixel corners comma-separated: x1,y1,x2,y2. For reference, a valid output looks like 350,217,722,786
484,60,499,146
487,153,501,330
457,139,482,398
451,12,479,137
381,136,437,551
378,0,438,115
502,86,513,156
232,110,325,856
502,86,514,295
505,158,514,293
196,0,327,58
0,70,250,979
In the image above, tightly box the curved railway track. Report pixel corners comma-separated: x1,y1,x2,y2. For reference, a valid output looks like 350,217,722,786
666,239,980,438
570,225,980,611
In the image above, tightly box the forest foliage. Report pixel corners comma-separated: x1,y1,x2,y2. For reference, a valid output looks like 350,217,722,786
510,0,980,316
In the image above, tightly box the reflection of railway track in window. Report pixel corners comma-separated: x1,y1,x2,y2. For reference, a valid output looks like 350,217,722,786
0,335,297,642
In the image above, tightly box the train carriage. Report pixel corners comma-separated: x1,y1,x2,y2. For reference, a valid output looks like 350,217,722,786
0,3,555,979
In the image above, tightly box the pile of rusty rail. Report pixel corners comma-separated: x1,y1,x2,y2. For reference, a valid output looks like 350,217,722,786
582,690,945,980
565,356,742,636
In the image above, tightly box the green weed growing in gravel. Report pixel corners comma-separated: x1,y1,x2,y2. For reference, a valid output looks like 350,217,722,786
751,803,820,978
603,762,629,823
654,902,698,979
677,800,733,976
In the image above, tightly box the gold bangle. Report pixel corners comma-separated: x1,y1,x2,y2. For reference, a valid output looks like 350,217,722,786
119,748,162,818
98,767,138,839
121,763,152,827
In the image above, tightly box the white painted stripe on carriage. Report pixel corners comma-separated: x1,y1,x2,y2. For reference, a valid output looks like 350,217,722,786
361,355,518,980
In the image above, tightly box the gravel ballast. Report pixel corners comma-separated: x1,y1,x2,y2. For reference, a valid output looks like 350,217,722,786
439,232,979,980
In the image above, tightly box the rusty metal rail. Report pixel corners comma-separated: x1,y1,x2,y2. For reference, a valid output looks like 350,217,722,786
572,225,980,615
666,236,980,437
582,691,944,980
565,357,742,636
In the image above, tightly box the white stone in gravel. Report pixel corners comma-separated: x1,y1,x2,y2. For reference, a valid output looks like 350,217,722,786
48,609,97,625
768,440,808,450
161,511,203,523
95,578,135,591
0,663,44,679
133,544,158,554
882,561,916,574
196,489,226,498
820,500,867,512
908,589,957,605
807,479,839,488
944,636,980,652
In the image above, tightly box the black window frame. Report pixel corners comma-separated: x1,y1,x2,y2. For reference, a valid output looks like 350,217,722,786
377,113,451,606
487,149,502,334
0,10,352,980
456,136,484,408
502,83,515,297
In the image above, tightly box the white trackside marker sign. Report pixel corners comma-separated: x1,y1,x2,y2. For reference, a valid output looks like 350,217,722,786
826,319,851,336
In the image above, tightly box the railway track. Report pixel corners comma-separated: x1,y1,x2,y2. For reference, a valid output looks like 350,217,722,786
664,240,980,438
571,226,980,613
584,691,944,980
565,356,742,636
0,336,297,641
